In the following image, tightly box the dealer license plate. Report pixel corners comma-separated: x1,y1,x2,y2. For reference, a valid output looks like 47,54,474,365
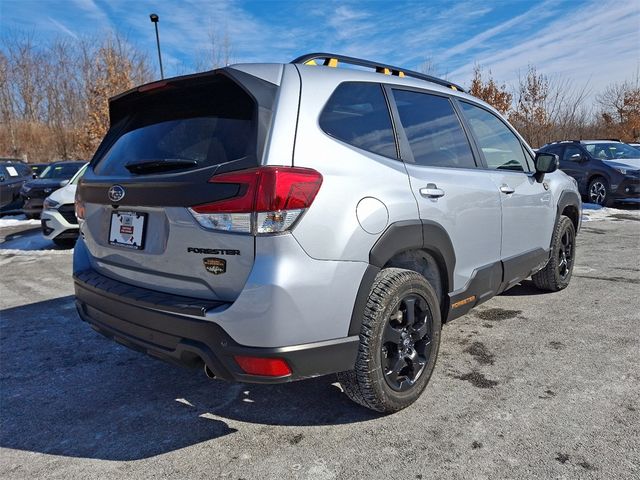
108,211,147,250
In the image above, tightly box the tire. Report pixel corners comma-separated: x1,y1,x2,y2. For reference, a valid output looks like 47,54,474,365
53,237,76,248
532,215,576,292
588,176,613,206
337,268,441,413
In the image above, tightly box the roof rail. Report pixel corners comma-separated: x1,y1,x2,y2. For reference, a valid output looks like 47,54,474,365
291,52,465,92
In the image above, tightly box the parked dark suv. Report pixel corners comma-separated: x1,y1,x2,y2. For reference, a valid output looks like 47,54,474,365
20,161,85,218
0,159,33,214
539,140,640,206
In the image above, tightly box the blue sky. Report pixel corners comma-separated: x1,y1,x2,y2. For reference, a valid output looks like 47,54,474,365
1,0,638,95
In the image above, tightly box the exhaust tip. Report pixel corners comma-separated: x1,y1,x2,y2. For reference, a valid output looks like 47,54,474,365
204,364,216,379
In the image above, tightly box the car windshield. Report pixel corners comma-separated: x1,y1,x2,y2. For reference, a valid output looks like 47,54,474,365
39,163,82,179
584,143,640,160
70,164,88,185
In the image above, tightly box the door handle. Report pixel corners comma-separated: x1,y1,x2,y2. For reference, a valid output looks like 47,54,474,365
419,183,445,198
500,184,515,194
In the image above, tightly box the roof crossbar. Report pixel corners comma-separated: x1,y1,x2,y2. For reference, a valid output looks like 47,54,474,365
291,52,465,92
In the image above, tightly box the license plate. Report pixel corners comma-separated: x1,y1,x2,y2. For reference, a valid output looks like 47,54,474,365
109,211,147,250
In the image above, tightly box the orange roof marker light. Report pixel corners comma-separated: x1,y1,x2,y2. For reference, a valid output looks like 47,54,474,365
292,52,464,92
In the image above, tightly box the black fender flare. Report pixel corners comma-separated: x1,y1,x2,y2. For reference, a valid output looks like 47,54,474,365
348,220,456,335
556,189,581,234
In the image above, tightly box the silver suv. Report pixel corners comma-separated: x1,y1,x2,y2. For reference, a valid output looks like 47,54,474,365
74,53,581,412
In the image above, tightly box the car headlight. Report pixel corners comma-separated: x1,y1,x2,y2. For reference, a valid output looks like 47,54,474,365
43,198,59,210
613,166,627,175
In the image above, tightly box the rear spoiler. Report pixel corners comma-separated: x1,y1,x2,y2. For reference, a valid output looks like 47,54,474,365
108,68,278,128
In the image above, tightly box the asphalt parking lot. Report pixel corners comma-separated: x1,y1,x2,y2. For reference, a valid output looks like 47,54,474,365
1,210,639,479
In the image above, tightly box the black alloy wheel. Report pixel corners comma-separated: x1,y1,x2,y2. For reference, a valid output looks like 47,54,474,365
381,294,432,392
557,226,574,280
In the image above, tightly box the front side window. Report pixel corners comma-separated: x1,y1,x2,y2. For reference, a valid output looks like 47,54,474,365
392,90,476,169
319,82,397,158
459,102,531,172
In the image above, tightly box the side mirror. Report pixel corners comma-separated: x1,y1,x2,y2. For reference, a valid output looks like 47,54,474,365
534,152,558,182
59,179,70,187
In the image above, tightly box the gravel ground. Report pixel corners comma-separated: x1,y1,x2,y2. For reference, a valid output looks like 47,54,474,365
0,213,639,479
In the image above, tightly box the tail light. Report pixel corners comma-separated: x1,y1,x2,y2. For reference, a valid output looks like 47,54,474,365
189,166,322,235
74,189,85,221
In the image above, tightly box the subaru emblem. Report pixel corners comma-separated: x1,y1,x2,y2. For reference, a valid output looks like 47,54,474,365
108,185,125,202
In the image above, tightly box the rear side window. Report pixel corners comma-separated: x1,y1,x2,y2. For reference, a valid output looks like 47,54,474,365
95,75,256,176
319,82,397,158
392,90,476,168
459,101,531,172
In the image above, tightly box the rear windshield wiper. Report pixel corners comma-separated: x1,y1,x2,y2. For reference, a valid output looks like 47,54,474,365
125,159,198,174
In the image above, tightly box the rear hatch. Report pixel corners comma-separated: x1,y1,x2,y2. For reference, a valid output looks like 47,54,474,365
78,69,277,301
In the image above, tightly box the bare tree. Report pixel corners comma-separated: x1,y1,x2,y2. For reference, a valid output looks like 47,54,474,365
468,64,512,115
0,31,152,162
596,73,640,141
508,66,551,147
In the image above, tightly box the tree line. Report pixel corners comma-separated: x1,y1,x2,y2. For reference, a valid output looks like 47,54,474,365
469,65,639,147
1,32,638,163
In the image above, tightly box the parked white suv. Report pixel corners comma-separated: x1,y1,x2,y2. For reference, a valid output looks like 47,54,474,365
42,163,87,246
73,53,581,412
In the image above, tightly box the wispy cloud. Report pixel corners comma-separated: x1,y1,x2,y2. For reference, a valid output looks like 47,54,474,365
48,18,79,40
448,0,640,93
435,0,557,64
1,0,637,98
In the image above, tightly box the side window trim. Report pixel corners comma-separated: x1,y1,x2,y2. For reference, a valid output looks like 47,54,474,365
382,84,414,163
379,84,402,160
454,98,534,174
384,84,481,169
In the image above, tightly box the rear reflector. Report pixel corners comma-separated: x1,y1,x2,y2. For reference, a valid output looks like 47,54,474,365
234,356,292,377
189,166,322,234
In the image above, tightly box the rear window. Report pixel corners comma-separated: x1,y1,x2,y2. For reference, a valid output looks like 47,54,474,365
319,82,397,159
95,75,257,176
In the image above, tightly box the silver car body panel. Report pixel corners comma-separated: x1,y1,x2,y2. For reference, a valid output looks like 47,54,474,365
206,233,368,347
82,204,255,301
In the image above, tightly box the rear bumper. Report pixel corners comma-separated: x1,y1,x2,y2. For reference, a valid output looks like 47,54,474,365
74,268,359,383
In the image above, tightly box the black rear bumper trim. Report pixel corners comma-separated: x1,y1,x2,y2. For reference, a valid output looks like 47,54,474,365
74,269,358,383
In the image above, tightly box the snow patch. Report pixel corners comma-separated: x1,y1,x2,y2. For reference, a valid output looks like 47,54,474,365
0,215,40,227
581,203,640,222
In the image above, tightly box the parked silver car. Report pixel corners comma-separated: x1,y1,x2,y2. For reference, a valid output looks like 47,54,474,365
73,53,581,412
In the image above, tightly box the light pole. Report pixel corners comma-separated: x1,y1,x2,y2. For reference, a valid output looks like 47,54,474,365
149,13,164,79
